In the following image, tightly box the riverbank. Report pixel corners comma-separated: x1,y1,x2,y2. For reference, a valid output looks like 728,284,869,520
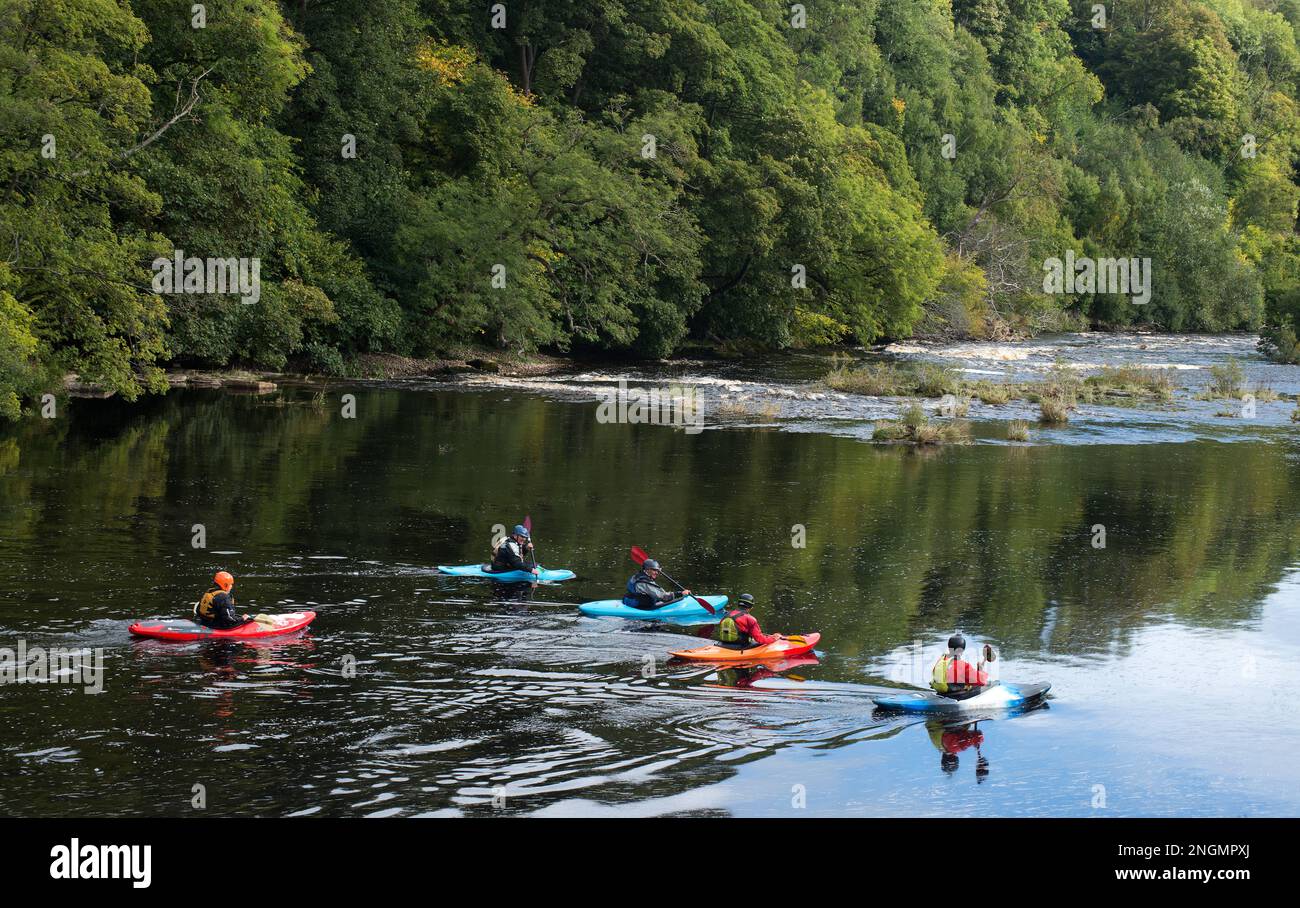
44,332,1300,448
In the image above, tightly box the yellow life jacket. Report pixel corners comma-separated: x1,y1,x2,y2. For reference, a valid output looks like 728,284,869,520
195,586,233,620
717,609,749,645
931,655,951,693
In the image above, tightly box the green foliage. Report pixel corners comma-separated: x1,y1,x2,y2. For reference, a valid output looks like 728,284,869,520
1207,358,1246,397
1084,365,1176,400
5,0,1300,420
0,0,169,404
1259,323,1300,363
873,401,972,444
1006,419,1031,441
822,360,958,397
823,362,911,396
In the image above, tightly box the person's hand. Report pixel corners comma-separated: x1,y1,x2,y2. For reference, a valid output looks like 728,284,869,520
532,567,540,575
682,589,691,596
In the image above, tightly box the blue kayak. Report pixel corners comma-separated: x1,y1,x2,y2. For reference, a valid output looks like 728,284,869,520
872,681,1050,713
437,564,576,583
579,595,728,620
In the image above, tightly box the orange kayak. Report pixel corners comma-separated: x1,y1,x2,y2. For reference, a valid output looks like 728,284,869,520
669,632,820,662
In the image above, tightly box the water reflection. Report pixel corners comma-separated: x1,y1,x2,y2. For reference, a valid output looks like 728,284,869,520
0,379,1297,816
928,718,991,780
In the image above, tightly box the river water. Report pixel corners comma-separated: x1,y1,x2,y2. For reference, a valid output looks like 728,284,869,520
1,333,1297,817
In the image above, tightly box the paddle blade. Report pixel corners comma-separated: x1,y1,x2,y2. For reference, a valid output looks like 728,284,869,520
694,596,716,614
524,515,532,533
630,546,650,566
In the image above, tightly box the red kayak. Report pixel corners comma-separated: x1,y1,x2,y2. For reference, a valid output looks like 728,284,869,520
128,611,317,642
669,631,821,662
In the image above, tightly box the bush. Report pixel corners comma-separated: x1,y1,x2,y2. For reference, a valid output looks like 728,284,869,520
911,362,960,397
300,342,347,376
1207,359,1245,398
822,362,909,396
1006,420,1030,441
873,402,971,445
1259,324,1300,364
822,361,958,398
967,380,1015,405
1084,365,1175,399
1039,394,1070,425
790,308,850,347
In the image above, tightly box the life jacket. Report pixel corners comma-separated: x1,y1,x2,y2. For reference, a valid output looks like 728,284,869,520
717,609,752,647
195,587,233,621
622,573,653,608
931,655,952,693
491,538,524,572
932,654,982,693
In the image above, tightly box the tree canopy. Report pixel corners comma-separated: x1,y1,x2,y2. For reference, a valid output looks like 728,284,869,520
4,0,1300,416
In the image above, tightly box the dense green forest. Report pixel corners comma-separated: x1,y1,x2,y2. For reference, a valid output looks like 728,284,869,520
5,0,1300,420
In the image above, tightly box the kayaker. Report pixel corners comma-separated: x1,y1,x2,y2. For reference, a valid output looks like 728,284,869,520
715,594,777,648
622,559,690,610
930,633,990,697
194,571,256,630
491,525,539,577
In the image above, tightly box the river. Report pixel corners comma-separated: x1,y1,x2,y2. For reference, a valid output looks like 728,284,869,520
1,332,1297,816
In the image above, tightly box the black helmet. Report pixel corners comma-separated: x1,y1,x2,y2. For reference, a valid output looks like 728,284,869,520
642,559,660,571
737,594,756,607
947,634,966,651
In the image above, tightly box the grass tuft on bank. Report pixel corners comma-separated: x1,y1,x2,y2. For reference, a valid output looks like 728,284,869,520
823,357,1180,414
873,403,972,445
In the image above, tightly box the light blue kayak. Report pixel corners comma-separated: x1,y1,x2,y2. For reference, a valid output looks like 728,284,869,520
437,564,576,583
872,681,1051,713
578,594,728,620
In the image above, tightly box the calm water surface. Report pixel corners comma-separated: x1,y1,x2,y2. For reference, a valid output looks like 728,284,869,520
1,335,1298,816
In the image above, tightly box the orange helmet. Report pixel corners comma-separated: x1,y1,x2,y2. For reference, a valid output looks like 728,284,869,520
213,571,234,591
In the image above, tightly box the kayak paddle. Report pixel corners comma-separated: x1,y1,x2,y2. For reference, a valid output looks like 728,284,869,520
629,546,715,614
523,514,537,569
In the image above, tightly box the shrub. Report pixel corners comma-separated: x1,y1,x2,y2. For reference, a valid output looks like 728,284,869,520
1085,365,1174,399
822,361,959,398
873,402,971,445
822,362,908,396
1258,324,1300,365
968,381,1014,405
911,362,960,397
901,402,928,429
1039,395,1070,425
1207,359,1245,398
